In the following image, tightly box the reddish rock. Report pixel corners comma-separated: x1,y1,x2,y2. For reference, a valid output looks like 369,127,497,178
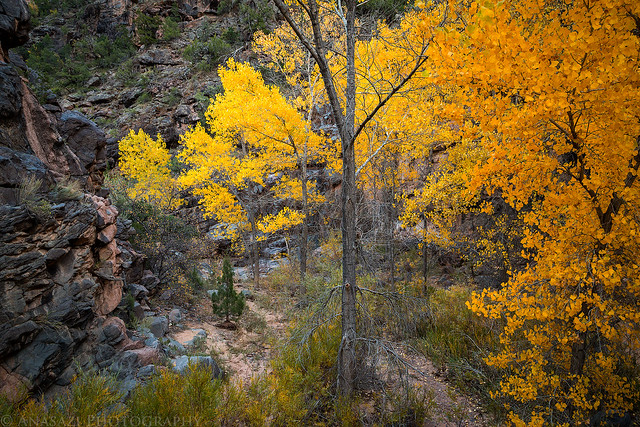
97,224,118,244
94,279,123,316
0,366,28,403
129,347,160,366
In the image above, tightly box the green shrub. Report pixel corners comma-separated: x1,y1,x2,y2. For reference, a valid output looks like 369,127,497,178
211,258,245,322
136,91,153,104
222,27,239,45
161,16,181,41
91,32,136,68
217,0,236,14
239,0,273,35
127,365,222,424
162,87,181,107
184,36,231,72
12,369,126,425
115,58,138,86
22,25,135,95
17,175,52,218
31,0,86,16
136,14,161,45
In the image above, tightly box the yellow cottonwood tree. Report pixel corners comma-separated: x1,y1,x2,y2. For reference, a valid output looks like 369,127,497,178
118,129,181,210
179,59,330,283
413,0,640,424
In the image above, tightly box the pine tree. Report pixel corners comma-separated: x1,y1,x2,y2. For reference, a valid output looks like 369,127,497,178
211,258,245,323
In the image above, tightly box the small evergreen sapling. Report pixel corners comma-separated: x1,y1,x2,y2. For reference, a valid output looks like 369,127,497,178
211,258,245,323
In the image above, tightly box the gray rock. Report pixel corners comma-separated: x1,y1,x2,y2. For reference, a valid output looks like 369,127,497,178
173,104,190,119
59,99,73,110
159,289,173,301
207,289,218,298
0,146,52,204
109,351,140,379
86,93,115,104
138,49,181,66
264,238,288,257
240,289,253,300
137,364,157,379
168,308,182,324
127,283,149,300
99,323,125,346
163,337,185,356
58,111,107,183
171,355,222,379
120,88,143,107
233,267,250,282
118,378,138,399
0,65,22,119
43,103,61,113
144,336,159,349
148,316,168,338
86,76,101,87
140,270,160,290
137,326,151,338
95,344,116,368
132,302,145,320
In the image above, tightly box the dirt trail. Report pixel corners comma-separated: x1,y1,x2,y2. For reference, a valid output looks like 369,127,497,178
165,282,487,425
167,284,288,382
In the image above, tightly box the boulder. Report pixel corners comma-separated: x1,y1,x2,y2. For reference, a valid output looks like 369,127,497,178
138,49,181,66
128,346,160,366
168,308,182,324
86,93,115,104
58,111,107,188
163,337,185,356
127,283,149,300
0,146,52,204
148,316,168,338
0,64,22,119
137,364,157,379
171,355,222,379
140,270,160,291
120,88,143,107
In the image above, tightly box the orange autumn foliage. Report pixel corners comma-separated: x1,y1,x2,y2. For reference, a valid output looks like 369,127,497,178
412,0,640,424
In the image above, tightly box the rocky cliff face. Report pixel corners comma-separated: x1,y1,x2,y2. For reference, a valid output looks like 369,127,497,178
0,196,145,398
0,0,159,401
0,61,107,199
0,0,30,62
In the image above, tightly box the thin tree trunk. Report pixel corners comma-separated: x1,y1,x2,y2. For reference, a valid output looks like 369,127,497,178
300,160,308,280
249,213,260,288
388,169,396,291
423,215,428,289
337,0,358,397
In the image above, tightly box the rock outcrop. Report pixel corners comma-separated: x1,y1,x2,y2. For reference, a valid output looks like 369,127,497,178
0,0,30,62
0,196,153,399
0,62,108,197
0,0,160,401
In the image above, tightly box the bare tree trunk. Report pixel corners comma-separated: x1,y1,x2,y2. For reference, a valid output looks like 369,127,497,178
300,160,309,280
388,167,396,291
337,0,358,397
271,0,430,397
423,215,428,292
249,212,260,288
